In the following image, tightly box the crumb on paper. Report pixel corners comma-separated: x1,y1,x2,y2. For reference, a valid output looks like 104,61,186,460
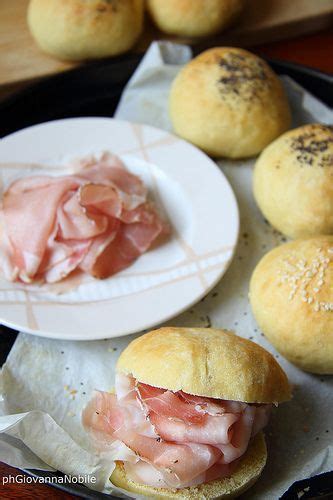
64,385,78,400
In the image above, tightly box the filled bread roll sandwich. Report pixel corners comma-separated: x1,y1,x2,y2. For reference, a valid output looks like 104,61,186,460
82,327,291,498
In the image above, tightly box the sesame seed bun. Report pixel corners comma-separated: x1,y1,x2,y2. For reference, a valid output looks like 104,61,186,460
169,47,291,159
27,0,144,61
111,431,267,499
250,237,333,374
116,328,291,403
253,124,333,239
147,0,244,38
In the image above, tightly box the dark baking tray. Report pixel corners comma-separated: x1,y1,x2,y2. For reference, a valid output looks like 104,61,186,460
0,52,332,499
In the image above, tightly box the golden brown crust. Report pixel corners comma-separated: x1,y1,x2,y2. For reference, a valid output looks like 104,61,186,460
28,0,144,61
250,237,333,374
111,431,267,499
169,47,291,159
147,0,244,37
253,124,333,238
116,327,291,403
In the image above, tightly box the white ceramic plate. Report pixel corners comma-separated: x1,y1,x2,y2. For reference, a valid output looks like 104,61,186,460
0,118,239,340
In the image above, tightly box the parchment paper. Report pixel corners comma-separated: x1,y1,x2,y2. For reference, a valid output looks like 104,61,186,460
0,42,332,499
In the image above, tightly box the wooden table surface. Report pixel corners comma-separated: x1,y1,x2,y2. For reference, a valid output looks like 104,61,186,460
0,28,332,500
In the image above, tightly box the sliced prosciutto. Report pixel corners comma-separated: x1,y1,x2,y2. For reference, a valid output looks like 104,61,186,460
137,383,206,424
0,153,169,283
149,411,239,445
82,373,271,489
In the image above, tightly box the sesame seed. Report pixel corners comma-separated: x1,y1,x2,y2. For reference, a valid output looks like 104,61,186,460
279,248,331,309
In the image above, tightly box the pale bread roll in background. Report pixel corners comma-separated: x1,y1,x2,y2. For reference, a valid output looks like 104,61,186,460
28,0,144,61
147,0,244,37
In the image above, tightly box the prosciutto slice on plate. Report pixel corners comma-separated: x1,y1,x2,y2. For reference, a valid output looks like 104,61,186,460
0,153,169,283
82,373,271,489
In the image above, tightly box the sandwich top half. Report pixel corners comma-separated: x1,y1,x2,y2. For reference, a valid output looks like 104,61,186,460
117,327,291,403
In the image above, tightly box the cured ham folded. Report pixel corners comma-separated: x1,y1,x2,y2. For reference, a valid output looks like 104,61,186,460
82,373,271,489
0,153,168,283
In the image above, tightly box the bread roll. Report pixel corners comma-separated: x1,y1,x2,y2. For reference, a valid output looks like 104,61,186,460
169,48,291,159
147,0,244,37
254,123,333,238
27,0,144,61
111,431,267,499
117,327,291,403
250,237,333,374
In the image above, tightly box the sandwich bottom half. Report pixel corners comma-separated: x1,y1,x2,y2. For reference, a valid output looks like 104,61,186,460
110,431,267,499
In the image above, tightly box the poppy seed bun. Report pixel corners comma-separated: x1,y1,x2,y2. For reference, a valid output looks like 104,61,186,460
253,124,333,239
169,47,291,159
111,431,267,499
116,327,291,403
27,0,144,61
147,0,244,38
250,237,333,374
